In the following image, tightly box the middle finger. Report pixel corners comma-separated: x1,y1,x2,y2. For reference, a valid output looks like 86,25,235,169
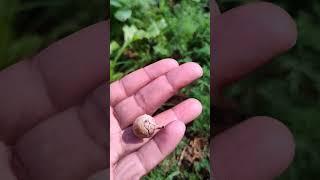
114,62,203,129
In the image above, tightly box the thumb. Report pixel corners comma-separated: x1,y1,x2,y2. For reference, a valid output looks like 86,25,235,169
0,142,17,180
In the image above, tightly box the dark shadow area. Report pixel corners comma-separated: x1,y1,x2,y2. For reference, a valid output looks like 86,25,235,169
121,127,144,145
212,0,320,179
0,0,108,179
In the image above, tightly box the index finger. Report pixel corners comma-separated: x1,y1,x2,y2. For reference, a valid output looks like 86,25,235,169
110,59,179,106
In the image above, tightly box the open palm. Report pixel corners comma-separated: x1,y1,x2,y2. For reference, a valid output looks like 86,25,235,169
110,59,203,179
0,21,202,180
211,1,297,179
0,22,111,180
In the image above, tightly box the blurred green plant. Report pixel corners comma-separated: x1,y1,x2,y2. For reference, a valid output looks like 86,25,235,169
0,0,104,69
219,0,320,179
111,0,210,179
110,0,210,79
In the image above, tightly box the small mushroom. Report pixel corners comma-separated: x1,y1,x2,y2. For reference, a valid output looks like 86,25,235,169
132,114,164,138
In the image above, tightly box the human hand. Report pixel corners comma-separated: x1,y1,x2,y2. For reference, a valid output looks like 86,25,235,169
110,59,203,179
0,20,203,180
211,1,297,179
0,22,109,180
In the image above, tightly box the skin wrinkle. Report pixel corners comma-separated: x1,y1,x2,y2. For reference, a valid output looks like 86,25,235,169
67,108,107,178
110,107,122,135
118,79,128,99
111,134,124,165
110,81,125,107
152,136,165,156
170,107,181,122
31,58,59,113
77,106,105,152
114,96,144,129
134,151,148,177
11,146,30,180
141,67,153,83
143,59,178,79
87,87,106,115
1,59,57,144
111,108,122,134
120,127,160,158
134,75,176,115
163,73,178,93
81,88,108,147
134,92,150,115
117,131,126,160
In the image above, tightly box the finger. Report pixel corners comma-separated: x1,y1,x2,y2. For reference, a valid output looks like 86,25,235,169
114,62,203,129
110,58,179,106
115,120,186,179
0,142,17,180
0,21,108,143
34,21,108,108
120,98,202,156
13,84,107,180
13,108,107,180
211,0,220,16
211,117,295,180
212,2,297,88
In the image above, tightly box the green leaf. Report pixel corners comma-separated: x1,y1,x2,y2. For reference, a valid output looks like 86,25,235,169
110,41,120,55
114,9,132,22
134,29,147,41
123,25,147,43
110,60,123,81
166,171,180,180
110,0,122,7
7,35,43,62
123,25,138,42
153,43,169,55
145,19,167,39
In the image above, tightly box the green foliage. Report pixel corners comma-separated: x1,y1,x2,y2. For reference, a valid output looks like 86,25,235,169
219,0,320,179
142,138,210,180
183,65,210,137
111,0,210,178
110,0,210,79
0,0,104,69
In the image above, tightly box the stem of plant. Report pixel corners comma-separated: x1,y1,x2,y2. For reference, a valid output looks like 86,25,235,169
114,40,130,64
